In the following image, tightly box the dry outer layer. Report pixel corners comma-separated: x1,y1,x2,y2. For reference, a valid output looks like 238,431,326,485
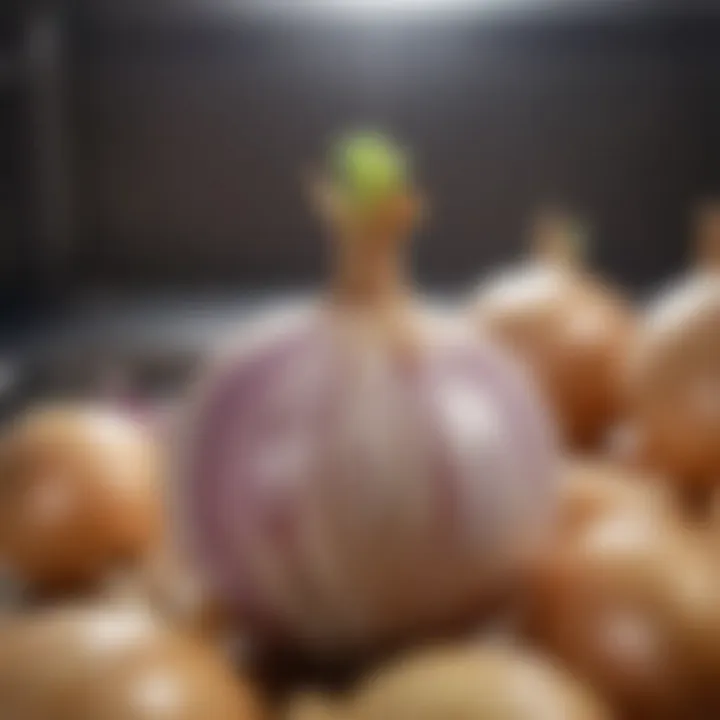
527,507,720,718
284,643,611,720
624,203,720,499
0,603,262,720
475,263,633,452
557,457,676,538
626,273,720,492
180,137,559,654
473,211,634,452
0,405,163,594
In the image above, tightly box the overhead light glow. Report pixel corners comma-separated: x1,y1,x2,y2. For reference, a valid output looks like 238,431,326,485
234,0,574,18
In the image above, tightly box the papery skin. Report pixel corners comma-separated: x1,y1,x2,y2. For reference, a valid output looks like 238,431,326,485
178,300,559,653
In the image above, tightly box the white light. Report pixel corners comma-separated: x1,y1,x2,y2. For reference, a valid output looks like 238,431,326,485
313,0,489,6
224,0,584,19
307,0,502,13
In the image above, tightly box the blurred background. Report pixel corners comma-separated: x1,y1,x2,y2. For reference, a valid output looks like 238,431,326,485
1,0,719,412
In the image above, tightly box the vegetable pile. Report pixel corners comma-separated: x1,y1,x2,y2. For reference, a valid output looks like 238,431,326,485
0,134,718,720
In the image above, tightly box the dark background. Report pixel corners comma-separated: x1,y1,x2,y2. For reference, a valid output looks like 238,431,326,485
4,1,720,300
1,0,720,403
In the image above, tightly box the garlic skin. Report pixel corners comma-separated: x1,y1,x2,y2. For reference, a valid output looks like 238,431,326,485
472,211,634,452
179,135,559,654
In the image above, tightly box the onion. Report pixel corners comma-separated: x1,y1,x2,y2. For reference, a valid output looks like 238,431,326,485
471,210,634,451
0,405,163,595
137,545,233,645
178,133,558,654
285,644,611,720
527,510,720,717
557,458,674,538
626,203,720,497
0,604,260,719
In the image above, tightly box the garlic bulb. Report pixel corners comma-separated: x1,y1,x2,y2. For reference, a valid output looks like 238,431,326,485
179,133,558,653
472,210,634,451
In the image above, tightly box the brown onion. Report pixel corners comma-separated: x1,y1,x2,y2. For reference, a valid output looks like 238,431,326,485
285,644,610,720
0,405,163,595
557,457,674,538
527,510,720,717
471,209,634,451
0,604,260,719
626,203,720,496
136,545,233,644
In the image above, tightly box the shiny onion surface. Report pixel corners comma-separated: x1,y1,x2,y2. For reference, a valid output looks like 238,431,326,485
179,134,559,654
285,644,610,720
0,604,261,720
472,210,634,451
626,203,720,494
528,510,720,717
0,405,163,595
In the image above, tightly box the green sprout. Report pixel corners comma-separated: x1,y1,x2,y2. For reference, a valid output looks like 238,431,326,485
330,131,410,208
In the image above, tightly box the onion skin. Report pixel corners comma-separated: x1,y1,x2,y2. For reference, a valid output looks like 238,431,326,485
180,136,559,655
475,269,632,452
624,204,720,501
626,275,720,494
527,510,720,718
180,303,558,655
0,605,261,720
472,214,634,452
0,405,163,595
136,545,235,645
557,458,675,539
284,644,611,720
286,693,338,720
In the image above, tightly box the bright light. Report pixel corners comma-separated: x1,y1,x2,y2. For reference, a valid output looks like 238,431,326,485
305,0,495,7
224,0,588,19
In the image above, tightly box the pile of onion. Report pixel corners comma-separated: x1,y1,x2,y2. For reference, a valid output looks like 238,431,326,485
0,603,260,720
527,508,720,717
0,405,163,597
178,133,558,654
625,203,720,501
471,210,634,451
285,643,610,720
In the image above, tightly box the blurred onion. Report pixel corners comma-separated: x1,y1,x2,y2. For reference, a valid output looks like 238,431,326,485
285,643,610,720
0,604,260,720
471,209,634,451
0,405,163,595
528,509,720,717
558,457,674,538
626,203,720,498
179,134,559,654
